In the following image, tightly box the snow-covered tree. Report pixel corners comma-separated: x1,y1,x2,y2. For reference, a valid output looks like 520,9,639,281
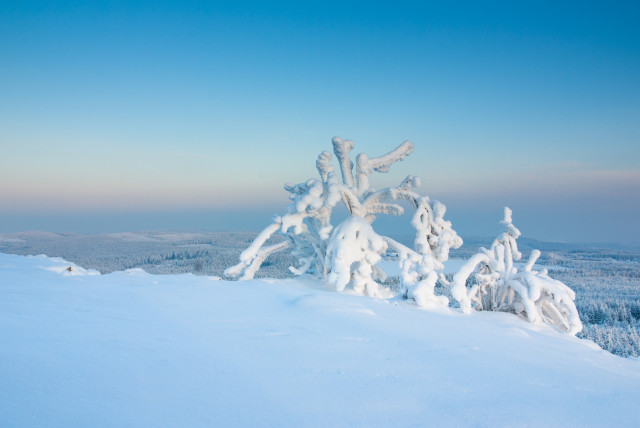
450,208,583,335
225,137,462,302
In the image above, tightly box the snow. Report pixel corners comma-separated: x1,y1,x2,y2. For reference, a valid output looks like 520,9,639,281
325,216,389,296
378,258,467,276
1,252,640,427
450,208,582,335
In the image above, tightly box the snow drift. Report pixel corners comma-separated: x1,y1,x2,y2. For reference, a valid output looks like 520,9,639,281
1,253,639,427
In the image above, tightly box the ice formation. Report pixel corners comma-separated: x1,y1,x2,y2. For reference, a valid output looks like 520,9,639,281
450,208,583,335
225,140,581,335
225,137,462,302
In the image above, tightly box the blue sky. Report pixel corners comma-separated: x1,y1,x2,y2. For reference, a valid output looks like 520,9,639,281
1,1,639,244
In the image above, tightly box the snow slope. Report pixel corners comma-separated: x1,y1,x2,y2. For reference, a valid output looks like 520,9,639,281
1,253,639,427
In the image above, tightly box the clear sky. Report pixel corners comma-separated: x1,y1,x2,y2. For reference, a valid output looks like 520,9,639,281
1,0,639,244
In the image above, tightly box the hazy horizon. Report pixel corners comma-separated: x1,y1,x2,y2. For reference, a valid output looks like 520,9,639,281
1,1,638,244
1,204,638,247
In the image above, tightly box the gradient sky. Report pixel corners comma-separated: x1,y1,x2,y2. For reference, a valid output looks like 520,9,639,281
1,0,639,244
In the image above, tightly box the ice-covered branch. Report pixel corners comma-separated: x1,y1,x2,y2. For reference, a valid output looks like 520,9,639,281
450,252,491,313
239,223,280,263
362,186,420,211
316,150,333,182
237,241,291,280
382,236,449,307
355,141,414,194
359,176,422,222
224,221,291,280
412,198,462,262
382,236,421,261
363,203,404,223
523,249,540,272
449,208,582,334
332,137,355,187
338,185,361,216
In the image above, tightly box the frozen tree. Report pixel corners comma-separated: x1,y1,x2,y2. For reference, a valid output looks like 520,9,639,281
225,137,462,302
450,208,583,335
324,216,391,298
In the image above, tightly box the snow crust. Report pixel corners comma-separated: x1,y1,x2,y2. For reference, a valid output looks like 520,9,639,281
1,253,639,427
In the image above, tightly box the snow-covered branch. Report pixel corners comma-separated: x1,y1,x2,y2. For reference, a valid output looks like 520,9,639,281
450,207,582,335
332,137,355,187
355,141,414,195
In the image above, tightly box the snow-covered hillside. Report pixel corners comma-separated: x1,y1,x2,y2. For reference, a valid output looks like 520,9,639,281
1,253,639,427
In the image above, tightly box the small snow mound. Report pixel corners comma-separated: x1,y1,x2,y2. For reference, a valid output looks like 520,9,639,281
36,255,100,276
580,338,605,351
124,268,148,276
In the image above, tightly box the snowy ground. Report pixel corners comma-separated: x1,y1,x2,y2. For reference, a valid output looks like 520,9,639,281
1,253,639,427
